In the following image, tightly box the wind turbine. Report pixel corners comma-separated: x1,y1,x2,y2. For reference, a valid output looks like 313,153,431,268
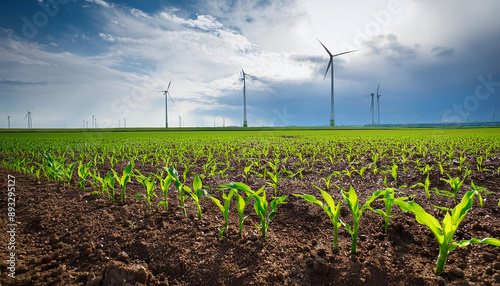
376,84,382,126
369,92,375,127
178,114,183,128
240,65,250,127
317,39,358,127
91,113,95,128
488,104,496,122
5,112,10,129
25,111,32,129
123,118,126,128
158,79,174,128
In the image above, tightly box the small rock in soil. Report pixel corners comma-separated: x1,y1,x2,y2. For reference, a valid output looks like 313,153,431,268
103,261,150,286
450,268,464,278
493,274,500,284
316,248,326,257
313,257,329,275
117,251,129,263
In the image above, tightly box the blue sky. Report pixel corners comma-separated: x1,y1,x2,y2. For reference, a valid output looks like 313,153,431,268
1,0,499,128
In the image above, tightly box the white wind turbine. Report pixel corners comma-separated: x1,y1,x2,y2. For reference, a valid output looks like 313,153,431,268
240,65,250,127
376,84,382,126
317,39,358,127
488,104,496,122
5,112,10,129
369,92,375,127
158,80,174,128
25,110,32,129
178,114,183,128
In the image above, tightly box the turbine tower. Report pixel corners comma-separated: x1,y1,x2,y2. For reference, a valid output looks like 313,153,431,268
91,113,96,128
317,39,358,127
369,92,375,127
488,104,496,122
25,111,32,129
5,112,10,129
240,66,249,127
178,114,183,128
376,84,382,126
158,80,174,128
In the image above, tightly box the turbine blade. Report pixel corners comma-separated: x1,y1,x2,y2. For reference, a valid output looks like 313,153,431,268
169,93,175,105
317,38,333,57
376,83,380,96
166,80,172,92
331,49,358,58
323,59,332,80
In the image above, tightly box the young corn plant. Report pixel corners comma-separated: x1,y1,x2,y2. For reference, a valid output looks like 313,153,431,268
351,166,367,182
436,174,465,201
112,163,132,204
77,160,93,192
155,172,173,212
267,171,279,196
220,182,260,237
391,162,398,188
411,173,431,199
134,174,157,208
470,180,492,208
206,187,236,239
341,185,387,254
167,166,190,216
183,175,206,220
294,185,342,253
390,190,500,276
253,189,287,241
104,172,116,202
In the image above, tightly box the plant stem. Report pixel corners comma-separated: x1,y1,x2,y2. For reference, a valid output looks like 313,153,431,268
435,246,449,275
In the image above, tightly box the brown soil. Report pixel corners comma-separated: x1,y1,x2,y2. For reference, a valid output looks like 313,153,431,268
1,155,500,286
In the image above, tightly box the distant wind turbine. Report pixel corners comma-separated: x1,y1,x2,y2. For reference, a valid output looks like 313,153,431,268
178,114,183,128
158,80,174,128
91,113,96,128
123,118,126,128
369,92,375,127
488,104,496,122
25,111,32,129
240,65,250,127
376,84,382,126
317,39,358,127
5,112,10,129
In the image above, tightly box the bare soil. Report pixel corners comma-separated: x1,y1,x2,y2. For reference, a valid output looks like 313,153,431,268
1,154,500,285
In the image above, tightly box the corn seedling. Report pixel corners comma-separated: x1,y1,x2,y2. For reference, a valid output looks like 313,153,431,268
390,190,500,275
341,185,387,253
166,166,189,216
155,172,173,211
238,163,254,183
77,161,92,191
112,163,132,204
267,171,279,196
411,173,431,199
321,176,332,191
253,189,287,241
391,161,398,188
294,185,342,253
470,180,492,208
351,166,367,182
220,182,260,237
206,187,236,239
183,175,206,220
104,172,116,202
134,174,156,208
436,174,465,201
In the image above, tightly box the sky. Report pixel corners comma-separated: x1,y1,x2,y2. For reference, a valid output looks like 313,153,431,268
0,0,499,128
